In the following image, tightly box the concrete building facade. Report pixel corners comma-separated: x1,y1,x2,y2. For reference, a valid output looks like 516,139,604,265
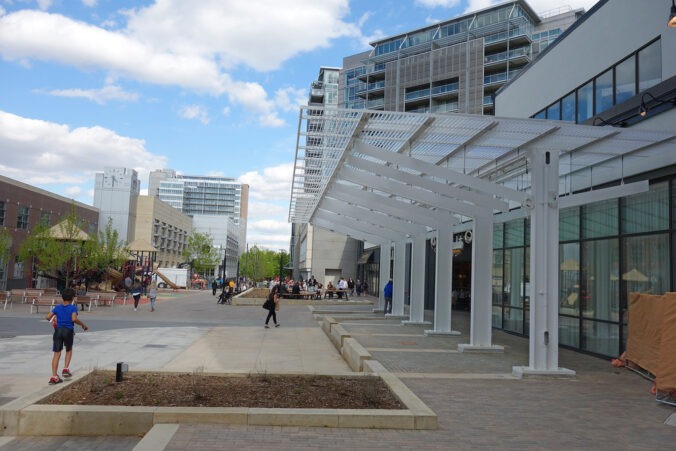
0,174,98,290
93,167,140,244
133,196,192,268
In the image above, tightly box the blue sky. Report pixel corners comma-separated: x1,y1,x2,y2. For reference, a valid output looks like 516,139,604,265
0,0,596,250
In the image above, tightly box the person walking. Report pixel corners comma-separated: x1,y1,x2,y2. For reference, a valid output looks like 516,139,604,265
383,279,393,314
45,287,89,385
211,279,218,296
131,281,143,311
148,282,157,312
348,277,355,296
263,285,280,328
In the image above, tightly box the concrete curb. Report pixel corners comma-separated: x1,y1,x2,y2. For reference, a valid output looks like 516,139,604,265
0,370,437,435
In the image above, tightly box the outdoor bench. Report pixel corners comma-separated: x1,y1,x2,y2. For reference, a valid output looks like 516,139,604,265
30,296,59,314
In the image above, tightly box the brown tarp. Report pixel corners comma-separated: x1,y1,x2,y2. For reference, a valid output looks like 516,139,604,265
626,293,663,375
656,293,676,391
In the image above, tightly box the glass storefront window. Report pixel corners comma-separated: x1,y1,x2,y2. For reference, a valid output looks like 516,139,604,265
493,223,504,249
595,69,613,114
582,199,618,239
638,39,661,92
581,238,619,321
623,234,668,298
560,207,579,241
615,56,635,104
560,243,580,315
582,319,619,357
576,81,593,123
622,182,668,234
505,219,524,247
492,250,504,311
503,247,525,334
561,92,575,122
559,316,580,348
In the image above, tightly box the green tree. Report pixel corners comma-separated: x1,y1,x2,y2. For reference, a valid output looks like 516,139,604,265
239,247,289,281
18,208,90,288
0,227,10,273
82,218,129,284
182,231,220,277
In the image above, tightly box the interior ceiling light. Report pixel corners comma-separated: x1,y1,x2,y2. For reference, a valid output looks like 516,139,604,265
670,0,676,27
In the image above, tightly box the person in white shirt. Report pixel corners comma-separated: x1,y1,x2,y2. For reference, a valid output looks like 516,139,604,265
337,277,348,299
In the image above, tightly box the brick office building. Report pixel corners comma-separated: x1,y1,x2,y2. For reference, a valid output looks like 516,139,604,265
0,174,99,290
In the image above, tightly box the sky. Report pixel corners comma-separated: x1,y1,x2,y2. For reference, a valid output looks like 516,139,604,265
0,0,598,251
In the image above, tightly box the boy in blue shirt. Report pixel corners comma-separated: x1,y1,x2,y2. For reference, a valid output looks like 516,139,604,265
45,287,89,384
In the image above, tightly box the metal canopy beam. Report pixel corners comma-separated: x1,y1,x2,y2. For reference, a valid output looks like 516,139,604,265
312,217,388,245
434,120,499,166
345,155,509,211
327,183,458,227
314,209,402,242
354,140,527,204
319,197,426,236
338,166,490,218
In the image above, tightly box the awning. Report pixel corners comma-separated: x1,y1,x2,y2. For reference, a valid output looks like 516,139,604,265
357,249,374,265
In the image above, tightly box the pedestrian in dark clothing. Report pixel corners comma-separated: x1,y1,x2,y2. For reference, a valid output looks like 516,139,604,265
263,285,280,328
212,279,218,296
131,282,143,311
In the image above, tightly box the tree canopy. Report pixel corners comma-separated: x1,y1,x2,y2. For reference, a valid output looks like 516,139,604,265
182,231,220,277
239,246,289,281
18,210,128,288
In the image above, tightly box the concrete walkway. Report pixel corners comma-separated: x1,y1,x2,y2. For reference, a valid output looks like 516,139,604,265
1,290,675,450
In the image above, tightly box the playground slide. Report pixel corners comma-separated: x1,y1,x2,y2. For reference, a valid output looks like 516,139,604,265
106,267,123,281
156,270,180,289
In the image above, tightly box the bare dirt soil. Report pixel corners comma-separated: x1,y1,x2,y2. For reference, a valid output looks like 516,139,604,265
39,370,405,409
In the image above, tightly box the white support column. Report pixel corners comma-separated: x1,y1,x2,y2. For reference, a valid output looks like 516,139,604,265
390,240,407,317
376,242,391,313
459,214,503,352
426,225,459,335
513,149,575,378
403,233,430,325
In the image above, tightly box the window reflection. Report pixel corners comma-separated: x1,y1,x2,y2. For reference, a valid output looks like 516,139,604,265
577,81,593,123
615,56,635,104
595,69,613,114
638,40,661,92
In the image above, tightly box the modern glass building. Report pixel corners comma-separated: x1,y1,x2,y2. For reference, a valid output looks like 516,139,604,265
339,0,582,116
151,170,249,256
494,0,676,358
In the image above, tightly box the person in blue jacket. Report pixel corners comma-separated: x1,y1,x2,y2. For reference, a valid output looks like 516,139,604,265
383,279,393,314
45,288,89,385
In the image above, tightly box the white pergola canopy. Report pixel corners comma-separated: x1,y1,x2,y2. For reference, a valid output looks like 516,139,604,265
290,107,676,376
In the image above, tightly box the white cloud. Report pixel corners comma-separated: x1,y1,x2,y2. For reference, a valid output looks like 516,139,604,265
0,1,364,127
40,84,139,104
82,0,98,7
64,186,82,197
237,162,294,250
274,87,308,113
179,104,210,125
238,162,294,202
0,109,168,188
37,0,52,11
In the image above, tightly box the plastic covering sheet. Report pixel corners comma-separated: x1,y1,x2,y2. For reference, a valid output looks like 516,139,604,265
656,293,676,391
626,293,663,376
